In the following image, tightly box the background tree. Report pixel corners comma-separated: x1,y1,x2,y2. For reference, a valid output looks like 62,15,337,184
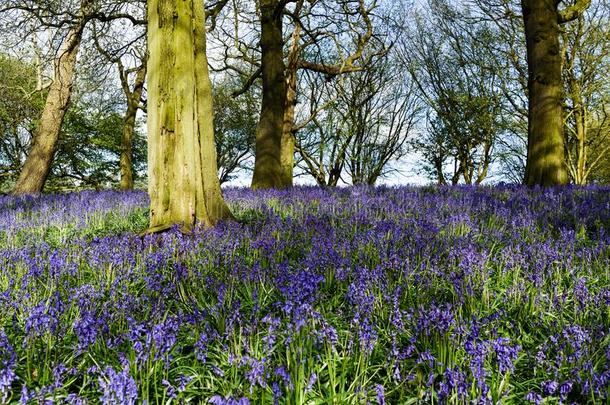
0,0,146,193
89,10,148,190
0,52,147,191
295,73,349,187
468,0,609,185
297,50,419,186
400,2,504,185
561,2,610,184
210,0,383,188
213,76,258,184
9,0,92,194
590,124,610,183
0,54,42,191
117,55,146,190
1,0,609,191
455,0,530,183
278,0,383,187
520,0,591,186
249,0,286,189
48,107,134,191
343,57,420,185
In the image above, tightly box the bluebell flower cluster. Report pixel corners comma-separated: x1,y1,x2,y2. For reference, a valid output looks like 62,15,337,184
0,186,607,403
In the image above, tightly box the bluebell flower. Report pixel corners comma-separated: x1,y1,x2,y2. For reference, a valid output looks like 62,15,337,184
74,310,104,348
375,384,386,405
542,380,558,395
98,365,138,405
0,331,16,402
274,366,292,389
271,381,282,404
492,337,520,374
573,277,589,311
0,367,16,403
244,357,266,390
525,392,543,404
24,294,63,339
208,395,250,405
306,373,317,393
162,379,177,399
64,393,87,405
176,374,193,392
19,385,34,405
559,381,573,400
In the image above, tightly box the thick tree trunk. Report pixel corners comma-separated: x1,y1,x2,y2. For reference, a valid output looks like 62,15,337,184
119,62,147,190
147,0,232,230
12,23,84,194
522,0,569,186
251,0,287,189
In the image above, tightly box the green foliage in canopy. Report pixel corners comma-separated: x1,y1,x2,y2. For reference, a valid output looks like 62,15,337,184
0,53,147,192
0,54,45,190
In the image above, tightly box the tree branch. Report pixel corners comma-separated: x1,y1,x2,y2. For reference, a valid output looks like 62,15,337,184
558,0,591,24
231,67,262,97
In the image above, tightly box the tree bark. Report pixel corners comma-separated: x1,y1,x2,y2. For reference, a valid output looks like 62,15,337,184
12,18,86,194
147,0,232,230
573,99,587,185
279,1,304,188
251,0,287,189
563,26,588,186
119,60,147,190
521,0,572,186
279,24,301,188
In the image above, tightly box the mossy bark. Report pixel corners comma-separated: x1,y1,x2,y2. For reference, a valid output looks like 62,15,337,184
147,0,232,230
251,0,287,189
521,0,570,186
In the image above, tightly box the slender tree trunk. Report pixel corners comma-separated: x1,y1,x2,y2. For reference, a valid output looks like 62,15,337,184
280,54,298,188
147,0,232,231
574,105,587,185
475,137,492,185
119,61,147,190
251,0,287,189
12,21,85,194
568,77,587,185
435,157,446,185
279,7,303,188
451,159,462,185
522,0,569,186
119,110,136,190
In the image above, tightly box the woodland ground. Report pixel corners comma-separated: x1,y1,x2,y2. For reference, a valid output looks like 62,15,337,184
0,186,608,404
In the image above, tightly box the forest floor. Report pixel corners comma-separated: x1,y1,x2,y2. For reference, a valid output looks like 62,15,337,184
0,186,609,404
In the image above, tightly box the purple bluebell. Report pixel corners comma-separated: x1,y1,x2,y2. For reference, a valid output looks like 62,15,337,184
208,395,250,405
98,365,138,405
492,337,520,374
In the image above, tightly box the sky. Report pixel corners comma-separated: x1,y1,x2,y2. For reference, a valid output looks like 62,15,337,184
223,153,431,188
